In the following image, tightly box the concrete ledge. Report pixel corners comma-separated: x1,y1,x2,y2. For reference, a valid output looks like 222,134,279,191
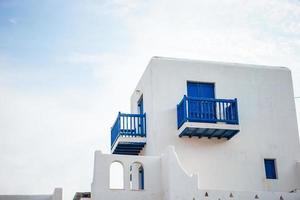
111,136,146,155
178,122,240,139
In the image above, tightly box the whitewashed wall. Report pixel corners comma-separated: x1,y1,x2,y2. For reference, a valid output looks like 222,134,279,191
91,151,162,200
0,188,62,200
91,146,200,200
130,57,300,192
91,146,300,200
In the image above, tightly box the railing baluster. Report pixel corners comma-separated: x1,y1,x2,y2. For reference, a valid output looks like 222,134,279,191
184,96,187,121
176,96,239,129
218,102,221,121
130,115,132,137
224,102,228,121
209,101,211,120
132,115,134,137
143,114,146,137
230,102,233,121
133,116,136,135
223,102,226,121
111,112,147,150
122,115,124,134
221,102,223,121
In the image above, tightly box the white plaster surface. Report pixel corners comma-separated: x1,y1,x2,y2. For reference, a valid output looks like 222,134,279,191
91,146,300,200
92,57,300,200
130,57,300,192
0,188,62,200
91,151,162,200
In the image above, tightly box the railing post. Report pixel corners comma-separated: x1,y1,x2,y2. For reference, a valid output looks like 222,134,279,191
117,112,120,136
183,95,187,122
144,113,146,137
177,104,179,128
234,98,239,124
110,126,113,147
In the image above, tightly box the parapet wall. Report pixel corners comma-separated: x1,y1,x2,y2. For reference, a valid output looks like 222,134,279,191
91,151,162,200
91,147,300,200
0,188,62,200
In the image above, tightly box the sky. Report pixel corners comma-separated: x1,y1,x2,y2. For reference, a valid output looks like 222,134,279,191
0,0,300,199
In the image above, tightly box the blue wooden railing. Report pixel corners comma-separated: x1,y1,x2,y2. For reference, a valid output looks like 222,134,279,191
111,112,146,149
177,95,239,129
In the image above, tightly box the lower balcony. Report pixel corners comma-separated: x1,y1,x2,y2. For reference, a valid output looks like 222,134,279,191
177,96,240,139
111,112,146,155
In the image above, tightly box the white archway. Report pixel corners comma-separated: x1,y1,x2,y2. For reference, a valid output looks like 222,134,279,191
109,161,124,189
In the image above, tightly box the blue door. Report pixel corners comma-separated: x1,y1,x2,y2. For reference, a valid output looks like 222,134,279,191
187,82,216,122
187,82,215,98
138,166,144,190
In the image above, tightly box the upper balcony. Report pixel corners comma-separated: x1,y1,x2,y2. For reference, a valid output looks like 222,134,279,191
177,95,240,139
111,112,146,155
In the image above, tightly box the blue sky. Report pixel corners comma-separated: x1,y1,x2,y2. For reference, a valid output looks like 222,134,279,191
0,0,300,200
0,0,131,92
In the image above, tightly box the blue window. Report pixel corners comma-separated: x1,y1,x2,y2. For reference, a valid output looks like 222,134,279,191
187,82,215,98
138,96,144,114
137,96,144,134
264,159,277,179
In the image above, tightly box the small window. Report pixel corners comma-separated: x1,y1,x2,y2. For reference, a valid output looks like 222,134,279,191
264,159,277,179
138,95,144,114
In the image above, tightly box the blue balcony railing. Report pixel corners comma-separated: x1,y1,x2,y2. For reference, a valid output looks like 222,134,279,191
177,95,239,129
111,112,146,149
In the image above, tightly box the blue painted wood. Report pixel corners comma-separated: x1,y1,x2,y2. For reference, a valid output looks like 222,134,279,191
179,127,239,139
177,95,187,128
138,96,144,114
187,82,216,122
137,96,144,134
111,113,146,149
113,142,146,155
177,96,239,129
187,82,215,98
139,166,144,190
264,159,277,179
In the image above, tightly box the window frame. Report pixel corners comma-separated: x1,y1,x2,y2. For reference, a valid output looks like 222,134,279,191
264,158,278,180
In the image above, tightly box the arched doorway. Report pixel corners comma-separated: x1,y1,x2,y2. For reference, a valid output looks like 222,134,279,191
109,161,124,189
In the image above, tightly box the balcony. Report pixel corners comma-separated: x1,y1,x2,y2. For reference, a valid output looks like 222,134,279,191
111,112,146,155
177,95,240,139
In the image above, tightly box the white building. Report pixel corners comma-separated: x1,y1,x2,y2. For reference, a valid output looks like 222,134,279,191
92,57,300,200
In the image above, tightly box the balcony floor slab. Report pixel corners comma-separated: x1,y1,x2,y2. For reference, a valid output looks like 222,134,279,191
178,122,240,139
111,136,146,155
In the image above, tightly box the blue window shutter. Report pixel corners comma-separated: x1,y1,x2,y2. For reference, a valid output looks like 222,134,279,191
187,82,215,98
264,159,277,179
139,167,144,190
138,96,144,114
187,82,216,122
